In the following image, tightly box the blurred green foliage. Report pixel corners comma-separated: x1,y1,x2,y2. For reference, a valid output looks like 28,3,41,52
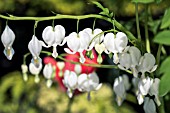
0,71,137,113
0,0,170,16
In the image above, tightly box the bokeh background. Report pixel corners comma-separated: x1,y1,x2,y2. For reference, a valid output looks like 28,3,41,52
0,0,170,113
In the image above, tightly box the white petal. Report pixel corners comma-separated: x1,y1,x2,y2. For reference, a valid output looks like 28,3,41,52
21,64,28,73
64,48,76,54
129,46,141,67
137,93,144,105
3,47,15,60
52,46,58,58
144,97,156,113
93,28,104,43
95,43,105,54
104,33,117,53
67,32,80,52
119,53,131,69
28,35,42,58
115,32,128,53
42,26,55,46
79,31,91,51
43,64,53,79
29,62,42,75
68,71,78,89
1,25,15,48
54,25,65,44
79,52,86,63
95,83,102,90
67,88,73,98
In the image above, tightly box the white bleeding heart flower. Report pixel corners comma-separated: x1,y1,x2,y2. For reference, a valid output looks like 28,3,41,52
78,72,102,92
149,78,161,106
143,97,156,113
78,72,102,100
113,74,130,106
64,31,91,63
42,25,65,58
95,43,105,54
137,53,158,77
28,35,42,67
137,76,153,105
29,62,42,83
1,25,15,60
43,63,54,87
62,70,78,98
83,28,104,50
21,64,28,81
104,32,128,64
43,63,53,79
118,46,141,77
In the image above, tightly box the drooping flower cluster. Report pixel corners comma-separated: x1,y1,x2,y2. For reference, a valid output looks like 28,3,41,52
63,70,102,99
1,22,160,113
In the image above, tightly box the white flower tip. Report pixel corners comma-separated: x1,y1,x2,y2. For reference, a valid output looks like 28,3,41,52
21,64,28,73
34,75,40,83
52,51,58,58
79,52,86,63
57,62,65,70
96,83,102,90
46,79,53,88
67,89,73,98
74,64,82,74
3,48,14,60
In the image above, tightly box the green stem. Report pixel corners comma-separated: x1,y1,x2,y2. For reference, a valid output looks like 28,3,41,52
65,97,74,113
57,55,118,69
159,98,165,113
144,5,150,53
0,14,136,41
156,44,162,65
135,3,141,40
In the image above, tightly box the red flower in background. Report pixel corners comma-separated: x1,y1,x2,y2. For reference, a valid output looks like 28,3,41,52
43,50,98,92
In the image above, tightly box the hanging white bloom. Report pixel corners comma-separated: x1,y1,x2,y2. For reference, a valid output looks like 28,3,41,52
137,76,153,105
143,97,156,113
104,32,128,64
113,74,130,106
78,72,102,92
1,25,15,60
21,64,28,81
42,25,65,58
137,53,157,77
78,72,102,100
64,31,91,63
43,63,53,79
43,63,54,87
29,62,42,83
62,70,78,98
28,35,42,67
118,46,141,77
83,28,104,50
149,78,161,106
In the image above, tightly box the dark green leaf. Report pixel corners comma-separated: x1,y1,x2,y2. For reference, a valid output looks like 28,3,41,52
153,30,170,45
131,0,154,3
155,0,162,4
159,73,170,96
161,8,170,29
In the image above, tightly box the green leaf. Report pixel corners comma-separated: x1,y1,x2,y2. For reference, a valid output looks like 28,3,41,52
155,0,162,4
153,30,170,45
159,73,170,96
92,1,105,11
159,57,170,74
161,8,170,29
131,0,154,3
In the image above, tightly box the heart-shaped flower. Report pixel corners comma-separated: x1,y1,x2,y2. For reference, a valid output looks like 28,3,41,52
1,25,15,60
42,25,65,58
